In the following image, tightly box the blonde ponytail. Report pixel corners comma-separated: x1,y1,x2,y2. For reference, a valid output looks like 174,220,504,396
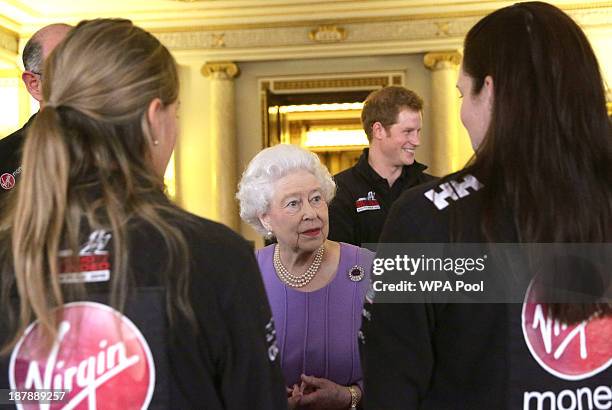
3,106,70,352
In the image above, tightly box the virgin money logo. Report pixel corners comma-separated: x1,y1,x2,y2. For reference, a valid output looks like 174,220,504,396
522,285,612,380
1,172,15,190
9,302,155,409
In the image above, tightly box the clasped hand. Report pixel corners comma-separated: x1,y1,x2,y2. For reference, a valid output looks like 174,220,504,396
287,374,352,410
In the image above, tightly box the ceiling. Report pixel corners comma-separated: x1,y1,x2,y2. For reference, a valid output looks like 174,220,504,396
0,0,609,73
2,0,609,34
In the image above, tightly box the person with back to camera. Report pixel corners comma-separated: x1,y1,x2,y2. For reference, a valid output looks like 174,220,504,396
361,2,612,409
0,23,71,203
237,144,374,410
0,19,287,409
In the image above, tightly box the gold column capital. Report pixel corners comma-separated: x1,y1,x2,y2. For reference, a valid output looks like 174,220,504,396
424,51,462,71
201,61,239,79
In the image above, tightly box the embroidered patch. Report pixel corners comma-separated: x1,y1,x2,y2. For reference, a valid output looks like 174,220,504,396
0,172,15,190
355,191,381,213
58,230,112,284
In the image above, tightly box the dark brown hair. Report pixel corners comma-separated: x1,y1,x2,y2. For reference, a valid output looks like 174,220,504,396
361,86,423,141
462,2,612,323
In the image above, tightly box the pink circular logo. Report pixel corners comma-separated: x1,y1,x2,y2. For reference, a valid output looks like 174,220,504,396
522,284,612,380
1,172,15,190
9,302,155,409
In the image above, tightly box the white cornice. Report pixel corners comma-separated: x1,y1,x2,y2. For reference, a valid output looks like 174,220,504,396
1,0,610,63
3,1,611,33
156,5,610,61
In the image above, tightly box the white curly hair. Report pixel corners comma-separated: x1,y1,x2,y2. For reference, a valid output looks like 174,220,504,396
236,144,336,234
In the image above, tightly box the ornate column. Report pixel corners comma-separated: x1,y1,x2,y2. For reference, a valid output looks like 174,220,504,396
202,62,240,231
423,51,465,176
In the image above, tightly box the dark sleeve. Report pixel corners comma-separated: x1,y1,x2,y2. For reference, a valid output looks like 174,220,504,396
215,240,288,410
189,229,288,410
328,180,359,246
360,204,437,409
361,302,437,408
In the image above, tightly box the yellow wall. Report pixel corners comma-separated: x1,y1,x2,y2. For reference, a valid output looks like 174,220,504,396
0,68,34,138
174,59,214,219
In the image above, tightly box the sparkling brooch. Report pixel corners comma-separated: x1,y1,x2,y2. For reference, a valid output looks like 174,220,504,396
348,265,365,282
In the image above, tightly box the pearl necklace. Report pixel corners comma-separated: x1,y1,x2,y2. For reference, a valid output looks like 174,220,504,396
273,244,325,288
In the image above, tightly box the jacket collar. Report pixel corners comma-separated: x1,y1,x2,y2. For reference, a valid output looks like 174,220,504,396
355,147,428,186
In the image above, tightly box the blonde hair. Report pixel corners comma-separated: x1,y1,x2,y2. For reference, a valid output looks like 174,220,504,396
0,19,192,352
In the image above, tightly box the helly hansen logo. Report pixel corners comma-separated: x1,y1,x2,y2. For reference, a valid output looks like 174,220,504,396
424,174,483,210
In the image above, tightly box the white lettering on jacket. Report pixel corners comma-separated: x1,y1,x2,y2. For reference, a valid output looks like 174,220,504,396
424,174,483,210
532,304,587,361
23,321,140,410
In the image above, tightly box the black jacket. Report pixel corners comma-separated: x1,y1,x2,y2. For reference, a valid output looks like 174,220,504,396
0,115,35,205
361,171,612,409
328,148,434,248
0,209,288,409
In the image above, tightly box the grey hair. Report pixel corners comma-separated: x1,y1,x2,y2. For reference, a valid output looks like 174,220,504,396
22,37,42,72
237,144,336,234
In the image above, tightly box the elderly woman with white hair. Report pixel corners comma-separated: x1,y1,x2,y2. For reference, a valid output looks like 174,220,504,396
237,144,373,410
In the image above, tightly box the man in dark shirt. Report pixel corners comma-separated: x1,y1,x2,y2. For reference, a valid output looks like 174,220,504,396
0,23,71,197
328,86,434,247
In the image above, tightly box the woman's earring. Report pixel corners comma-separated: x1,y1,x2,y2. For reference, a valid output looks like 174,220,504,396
266,230,274,239
153,139,159,146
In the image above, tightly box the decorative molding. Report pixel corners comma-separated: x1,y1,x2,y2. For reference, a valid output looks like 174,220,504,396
423,51,462,70
211,33,225,48
260,72,404,93
0,1,609,64
152,5,611,61
201,61,239,79
156,16,478,51
148,2,612,34
3,1,610,38
435,21,451,37
274,77,388,91
309,25,347,43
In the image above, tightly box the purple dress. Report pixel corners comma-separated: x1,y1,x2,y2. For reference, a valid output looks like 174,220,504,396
255,242,374,387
